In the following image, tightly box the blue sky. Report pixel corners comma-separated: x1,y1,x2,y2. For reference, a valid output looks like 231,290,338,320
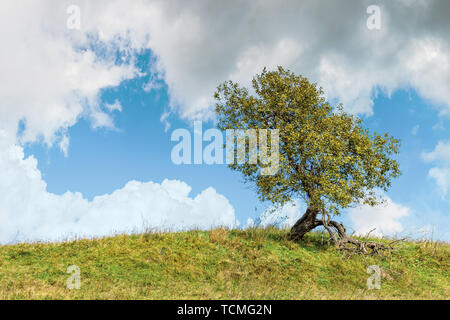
1,1,450,243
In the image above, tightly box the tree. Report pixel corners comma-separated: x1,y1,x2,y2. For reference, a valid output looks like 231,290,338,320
214,67,401,250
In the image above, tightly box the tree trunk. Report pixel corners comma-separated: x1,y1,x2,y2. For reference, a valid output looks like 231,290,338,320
288,206,321,241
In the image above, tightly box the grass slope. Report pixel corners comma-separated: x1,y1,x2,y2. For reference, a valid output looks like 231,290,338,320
0,228,448,299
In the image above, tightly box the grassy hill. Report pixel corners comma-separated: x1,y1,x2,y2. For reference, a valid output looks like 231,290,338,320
0,228,448,299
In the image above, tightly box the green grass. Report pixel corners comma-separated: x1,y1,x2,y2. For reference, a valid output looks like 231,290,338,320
0,228,448,299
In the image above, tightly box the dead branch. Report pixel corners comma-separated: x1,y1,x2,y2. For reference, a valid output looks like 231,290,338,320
315,212,404,257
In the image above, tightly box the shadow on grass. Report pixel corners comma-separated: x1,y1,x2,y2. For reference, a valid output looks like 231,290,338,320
296,232,334,253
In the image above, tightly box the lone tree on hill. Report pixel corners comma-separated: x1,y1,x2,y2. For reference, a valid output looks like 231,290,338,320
214,67,401,252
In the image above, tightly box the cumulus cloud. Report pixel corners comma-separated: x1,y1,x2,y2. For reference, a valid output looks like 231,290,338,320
422,140,450,198
348,197,410,237
5,0,448,137
75,0,450,119
0,1,140,148
0,132,237,243
2,1,450,142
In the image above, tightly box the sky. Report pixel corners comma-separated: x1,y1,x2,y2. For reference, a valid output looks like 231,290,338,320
0,0,449,243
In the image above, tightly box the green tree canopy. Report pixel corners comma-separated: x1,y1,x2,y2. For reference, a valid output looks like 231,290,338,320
214,67,401,219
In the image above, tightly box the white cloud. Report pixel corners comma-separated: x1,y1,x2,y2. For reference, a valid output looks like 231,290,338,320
249,199,305,229
5,0,442,125
75,0,450,118
229,39,303,88
348,197,410,237
422,140,450,198
2,1,450,142
422,140,450,164
59,134,70,157
0,133,237,244
104,100,123,112
428,167,450,198
0,1,139,147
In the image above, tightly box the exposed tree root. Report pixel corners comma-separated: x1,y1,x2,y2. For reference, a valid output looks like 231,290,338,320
289,207,404,257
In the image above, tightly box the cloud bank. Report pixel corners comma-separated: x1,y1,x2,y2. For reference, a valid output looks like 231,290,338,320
0,132,237,243
3,0,450,146
348,197,410,237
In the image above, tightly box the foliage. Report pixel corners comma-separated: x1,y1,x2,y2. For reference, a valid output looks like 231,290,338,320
215,67,401,215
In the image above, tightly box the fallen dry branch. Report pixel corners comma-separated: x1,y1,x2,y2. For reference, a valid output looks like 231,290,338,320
289,207,405,257
320,218,405,257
